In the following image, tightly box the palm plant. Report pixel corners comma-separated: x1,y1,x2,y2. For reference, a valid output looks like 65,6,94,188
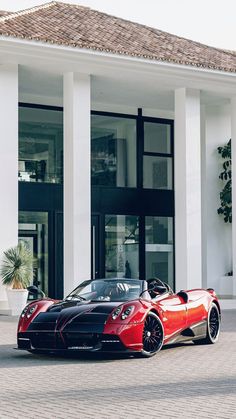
0,241,35,289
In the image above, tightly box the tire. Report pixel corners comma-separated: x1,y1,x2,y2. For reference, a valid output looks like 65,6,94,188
140,312,164,358
193,303,220,345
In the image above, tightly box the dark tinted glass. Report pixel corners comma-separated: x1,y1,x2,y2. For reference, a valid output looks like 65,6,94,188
91,115,136,187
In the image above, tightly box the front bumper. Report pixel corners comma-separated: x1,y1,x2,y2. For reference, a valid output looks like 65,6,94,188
17,331,138,353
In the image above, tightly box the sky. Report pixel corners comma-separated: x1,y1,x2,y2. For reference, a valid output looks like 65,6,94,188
0,0,235,50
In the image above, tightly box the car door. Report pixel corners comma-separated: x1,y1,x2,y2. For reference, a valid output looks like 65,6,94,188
185,290,208,328
156,294,187,341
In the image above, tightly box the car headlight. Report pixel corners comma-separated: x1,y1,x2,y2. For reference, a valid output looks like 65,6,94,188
112,307,122,320
21,306,29,318
26,304,38,318
121,306,134,320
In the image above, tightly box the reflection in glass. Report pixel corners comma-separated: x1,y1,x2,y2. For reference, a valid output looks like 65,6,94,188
19,107,63,183
145,217,173,289
105,215,139,278
143,155,172,189
91,115,136,187
19,211,48,296
67,279,143,302
144,122,171,154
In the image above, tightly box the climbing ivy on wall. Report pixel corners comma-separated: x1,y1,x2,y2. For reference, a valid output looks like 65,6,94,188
217,139,232,223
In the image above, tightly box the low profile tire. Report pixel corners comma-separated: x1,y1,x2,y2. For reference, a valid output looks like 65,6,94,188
193,303,220,345
140,312,164,358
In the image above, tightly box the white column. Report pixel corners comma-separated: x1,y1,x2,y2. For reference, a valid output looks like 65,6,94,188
63,73,91,296
0,64,18,306
174,88,202,291
231,97,236,296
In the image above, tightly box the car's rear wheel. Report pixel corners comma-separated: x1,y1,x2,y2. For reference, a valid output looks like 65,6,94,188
193,303,220,345
140,312,164,357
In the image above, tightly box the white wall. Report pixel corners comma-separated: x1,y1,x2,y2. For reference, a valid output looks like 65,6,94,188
202,104,231,292
0,64,18,306
63,73,91,296
175,88,202,291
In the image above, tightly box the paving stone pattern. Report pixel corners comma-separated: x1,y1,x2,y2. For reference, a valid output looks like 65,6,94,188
0,310,235,419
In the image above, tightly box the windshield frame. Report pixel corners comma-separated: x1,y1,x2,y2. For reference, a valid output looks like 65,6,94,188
65,278,146,303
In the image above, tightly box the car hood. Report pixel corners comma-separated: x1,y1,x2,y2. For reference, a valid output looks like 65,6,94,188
47,299,122,314
27,300,123,332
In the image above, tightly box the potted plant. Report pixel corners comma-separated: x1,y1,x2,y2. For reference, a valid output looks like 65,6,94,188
217,140,234,296
217,139,231,223
0,241,35,315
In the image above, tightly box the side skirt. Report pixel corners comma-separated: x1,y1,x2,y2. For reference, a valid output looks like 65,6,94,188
165,320,207,345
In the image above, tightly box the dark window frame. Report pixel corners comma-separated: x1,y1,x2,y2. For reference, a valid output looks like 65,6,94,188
19,103,174,192
141,116,174,190
91,109,174,191
19,103,64,184
19,103,175,290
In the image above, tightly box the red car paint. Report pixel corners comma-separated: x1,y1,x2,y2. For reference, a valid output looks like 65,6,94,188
17,286,220,354
18,299,57,333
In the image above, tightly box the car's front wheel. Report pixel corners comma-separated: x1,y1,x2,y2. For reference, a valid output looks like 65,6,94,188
140,312,164,357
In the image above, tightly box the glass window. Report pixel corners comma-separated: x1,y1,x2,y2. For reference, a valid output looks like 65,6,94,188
143,156,172,189
145,217,174,289
19,211,49,296
91,115,136,187
19,107,63,184
105,215,139,278
67,279,143,302
144,122,171,154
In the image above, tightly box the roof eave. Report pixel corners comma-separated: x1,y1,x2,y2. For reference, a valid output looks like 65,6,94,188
0,35,235,83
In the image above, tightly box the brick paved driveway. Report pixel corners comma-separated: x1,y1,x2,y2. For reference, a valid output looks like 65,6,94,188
0,310,235,419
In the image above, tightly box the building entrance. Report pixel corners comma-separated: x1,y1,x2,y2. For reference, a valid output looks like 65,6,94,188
91,109,175,289
19,182,63,299
18,104,175,296
18,209,63,299
91,213,174,289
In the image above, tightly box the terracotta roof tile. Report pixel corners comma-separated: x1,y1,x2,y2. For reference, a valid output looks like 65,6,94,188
0,1,235,73
0,10,11,17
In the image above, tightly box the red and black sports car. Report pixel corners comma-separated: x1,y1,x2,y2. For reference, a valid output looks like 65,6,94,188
17,278,221,357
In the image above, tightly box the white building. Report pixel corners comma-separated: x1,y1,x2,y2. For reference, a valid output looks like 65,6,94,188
0,1,236,310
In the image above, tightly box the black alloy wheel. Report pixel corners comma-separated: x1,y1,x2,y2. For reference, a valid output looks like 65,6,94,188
193,303,220,345
141,312,164,357
207,303,221,343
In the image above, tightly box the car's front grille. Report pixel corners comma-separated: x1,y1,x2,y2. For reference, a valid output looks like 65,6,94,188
100,334,125,351
63,332,100,349
18,332,126,352
18,337,31,350
30,332,55,349
29,332,65,349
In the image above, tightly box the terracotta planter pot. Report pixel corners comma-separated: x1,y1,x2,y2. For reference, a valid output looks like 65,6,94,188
6,289,28,316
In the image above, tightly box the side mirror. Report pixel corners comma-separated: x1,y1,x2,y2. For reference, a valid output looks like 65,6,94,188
27,285,45,299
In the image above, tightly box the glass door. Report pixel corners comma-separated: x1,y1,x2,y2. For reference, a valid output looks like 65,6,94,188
91,216,100,279
105,215,139,279
19,210,64,299
19,211,49,295
145,216,174,289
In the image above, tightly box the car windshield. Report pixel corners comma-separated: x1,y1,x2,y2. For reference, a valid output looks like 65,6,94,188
66,279,143,302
